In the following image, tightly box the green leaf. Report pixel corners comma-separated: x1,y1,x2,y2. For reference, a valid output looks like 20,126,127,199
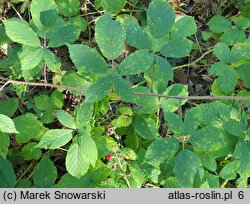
233,139,250,176
113,115,132,127
0,132,10,159
161,37,193,58
160,84,188,113
55,0,80,17
33,156,57,187
190,126,234,157
21,142,42,160
48,25,79,47
237,64,250,87
220,28,246,46
4,18,40,47
208,15,231,33
195,151,217,172
171,16,197,38
44,49,61,72
132,86,159,114
37,129,73,149
213,42,231,63
18,46,44,70
56,110,76,129
85,75,113,102
147,0,175,38
219,160,240,180
144,56,173,94
0,156,16,187
102,0,126,14
118,49,154,75
75,102,93,128
66,134,97,178
95,13,125,60
125,23,152,49
174,150,204,187
133,114,159,140
112,74,135,102
30,0,58,32
0,114,18,134
14,113,46,143
164,112,184,136
0,98,18,117
68,44,108,74
210,62,238,94
145,138,179,168
34,94,54,111
67,15,88,34
40,10,59,32
125,127,139,151
50,90,64,109
183,107,202,134
61,71,91,95
223,119,243,137
80,133,98,167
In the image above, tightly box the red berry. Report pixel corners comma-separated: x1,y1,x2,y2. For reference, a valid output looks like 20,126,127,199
105,154,112,161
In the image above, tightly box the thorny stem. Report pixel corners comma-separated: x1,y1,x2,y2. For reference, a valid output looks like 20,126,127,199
0,79,250,101
113,150,131,188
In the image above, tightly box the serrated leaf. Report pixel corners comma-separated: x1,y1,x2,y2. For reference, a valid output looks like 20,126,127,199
80,134,98,167
33,156,57,187
37,129,73,149
164,112,184,136
0,98,18,117
220,28,246,46
102,0,126,14
48,25,79,47
30,0,58,33
18,46,44,70
67,15,88,34
85,75,113,102
68,44,108,74
171,16,197,38
147,0,175,38
208,15,231,33
44,49,61,72
133,114,159,139
75,102,93,128
66,134,97,178
40,10,59,31
213,42,231,63
61,71,90,95
125,23,152,49
112,74,135,102
0,114,18,134
21,142,42,161
145,138,179,168
95,13,125,60
132,86,159,114
118,49,154,75
144,56,173,94
210,62,238,94
174,150,204,187
190,126,234,157
55,0,80,17
195,151,217,172
219,160,240,180
233,139,250,176
4,18,40,47
161,37,193,58
56,110,76,129
160,84,188,113
223,119,243,137
0,132,10,159
34,94,54,111
0,156,16,187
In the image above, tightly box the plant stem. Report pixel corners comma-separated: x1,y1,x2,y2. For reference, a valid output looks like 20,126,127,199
173,49,213,70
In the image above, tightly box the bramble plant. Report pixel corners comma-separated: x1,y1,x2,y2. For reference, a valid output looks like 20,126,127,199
0,0,249,188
